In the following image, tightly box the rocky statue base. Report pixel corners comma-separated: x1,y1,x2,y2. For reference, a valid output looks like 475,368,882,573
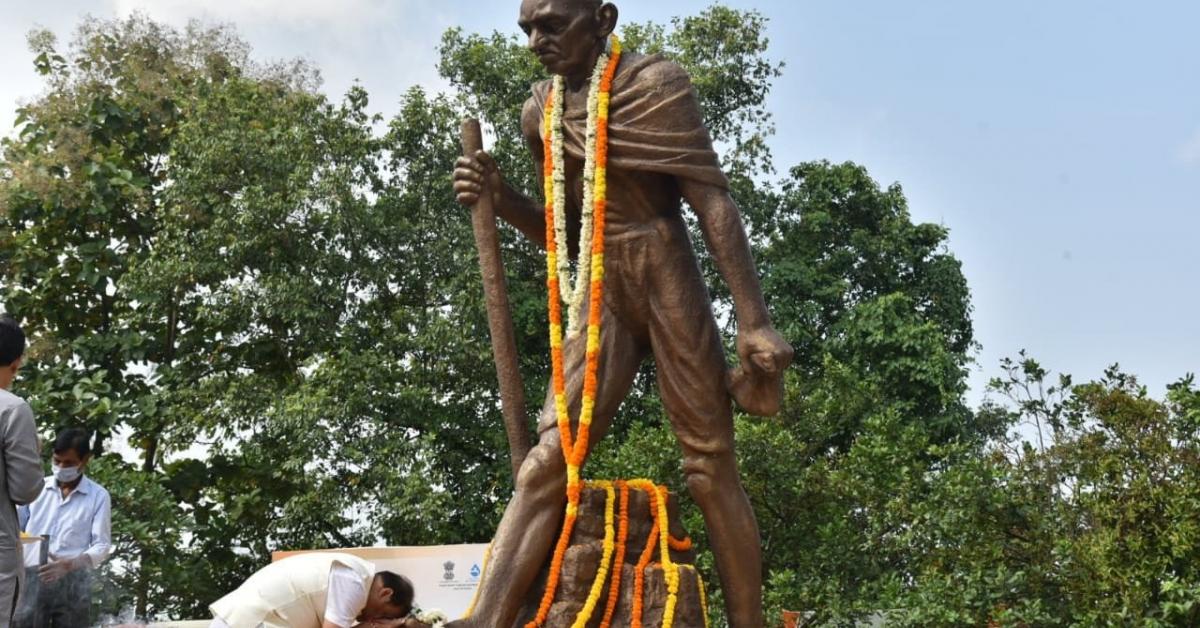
510,485,709,628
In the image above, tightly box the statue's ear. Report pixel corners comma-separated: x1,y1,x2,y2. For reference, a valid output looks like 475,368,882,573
596,3,619,38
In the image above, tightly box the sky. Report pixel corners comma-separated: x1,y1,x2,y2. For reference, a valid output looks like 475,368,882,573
1,0,1197,406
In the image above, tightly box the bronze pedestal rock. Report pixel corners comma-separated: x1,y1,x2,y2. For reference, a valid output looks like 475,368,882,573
511,487,708,628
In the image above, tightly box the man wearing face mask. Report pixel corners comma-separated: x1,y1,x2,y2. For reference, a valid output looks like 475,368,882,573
1,316,45,628
16,427,111,628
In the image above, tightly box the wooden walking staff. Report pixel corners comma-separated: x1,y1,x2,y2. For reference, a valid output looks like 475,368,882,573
461,118,532,481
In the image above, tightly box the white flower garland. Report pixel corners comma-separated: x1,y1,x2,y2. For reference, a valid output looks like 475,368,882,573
550,74,568,312
550,44,613,338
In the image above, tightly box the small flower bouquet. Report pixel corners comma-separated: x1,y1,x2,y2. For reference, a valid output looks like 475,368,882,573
413,608,447,628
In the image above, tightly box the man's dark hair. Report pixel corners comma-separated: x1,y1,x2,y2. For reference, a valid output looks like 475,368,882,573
377,571,415,615
0,316,25,367
53,427,92,459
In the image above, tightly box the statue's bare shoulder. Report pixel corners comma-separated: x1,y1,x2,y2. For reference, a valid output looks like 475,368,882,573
631,53,690,86
521,92,544,145
520,53,697,145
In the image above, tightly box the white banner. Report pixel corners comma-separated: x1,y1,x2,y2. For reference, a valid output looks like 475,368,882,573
273,544,490,618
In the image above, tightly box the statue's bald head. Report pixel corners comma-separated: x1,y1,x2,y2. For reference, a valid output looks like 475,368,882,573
547,0,601,11
521,0,603,16
519,0,618,79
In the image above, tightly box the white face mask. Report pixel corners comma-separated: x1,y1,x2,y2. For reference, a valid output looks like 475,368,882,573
52,464,82,484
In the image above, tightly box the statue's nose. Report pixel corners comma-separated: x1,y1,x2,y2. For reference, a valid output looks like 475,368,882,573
528,29,547,52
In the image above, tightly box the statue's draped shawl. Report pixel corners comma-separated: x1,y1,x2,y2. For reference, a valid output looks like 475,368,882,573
531,53,729,190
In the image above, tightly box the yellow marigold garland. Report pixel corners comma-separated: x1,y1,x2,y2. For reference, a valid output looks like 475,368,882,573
527,35,621,628
523,476,693,627
599,481,630,628
528,81,574,628
526,33,703,628
572,480,617,628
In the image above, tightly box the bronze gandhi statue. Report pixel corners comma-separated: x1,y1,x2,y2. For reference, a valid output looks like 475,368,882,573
450,1,793,626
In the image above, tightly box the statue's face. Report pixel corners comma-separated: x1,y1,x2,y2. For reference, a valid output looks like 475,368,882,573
518,0,603,79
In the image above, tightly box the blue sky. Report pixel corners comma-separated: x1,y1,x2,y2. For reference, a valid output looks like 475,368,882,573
2,0,1197,405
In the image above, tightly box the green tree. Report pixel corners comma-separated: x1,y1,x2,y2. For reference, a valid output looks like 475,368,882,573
875,361,1200,627
1,5,997,624
0,15,388,618
0,15,266,616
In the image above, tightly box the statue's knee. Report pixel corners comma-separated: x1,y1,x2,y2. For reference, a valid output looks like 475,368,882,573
681,439,734,499
516,444,566,495
682,457,718,499
684,467,716,500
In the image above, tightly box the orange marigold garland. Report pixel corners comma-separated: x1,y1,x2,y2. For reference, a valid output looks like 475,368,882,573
527,476,692,627
527,35,622,628
631,518,661,628
529,33,702,628
668,534,694,552
483,29,710,628
527,82,575,628
625,480,683,628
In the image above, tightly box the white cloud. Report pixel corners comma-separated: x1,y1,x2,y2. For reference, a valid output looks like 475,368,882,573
1180,127,1200,166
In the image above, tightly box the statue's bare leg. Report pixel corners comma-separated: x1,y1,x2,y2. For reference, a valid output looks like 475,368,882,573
647,226,766,628
678,439,763,628
662,367,764,628
451,302,645,628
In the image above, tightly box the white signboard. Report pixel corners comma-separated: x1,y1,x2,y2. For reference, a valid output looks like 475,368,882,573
273,545,490,618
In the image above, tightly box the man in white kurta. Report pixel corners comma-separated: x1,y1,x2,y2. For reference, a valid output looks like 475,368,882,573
210,552,417,628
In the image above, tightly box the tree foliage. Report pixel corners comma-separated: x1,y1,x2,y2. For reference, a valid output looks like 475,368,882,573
2,6,1197,627
871,362,1200,627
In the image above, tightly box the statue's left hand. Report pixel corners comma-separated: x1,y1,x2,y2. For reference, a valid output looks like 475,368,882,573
727,326,793,416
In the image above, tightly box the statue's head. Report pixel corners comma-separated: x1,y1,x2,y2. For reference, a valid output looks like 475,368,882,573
518,0,618,80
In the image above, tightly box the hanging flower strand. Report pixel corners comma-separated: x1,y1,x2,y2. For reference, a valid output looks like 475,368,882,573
564,35,613,338
598,480,630,628
488,33,704,628
572,480,617,628
528,33,622,628
550,74,570,317
567,32,621,470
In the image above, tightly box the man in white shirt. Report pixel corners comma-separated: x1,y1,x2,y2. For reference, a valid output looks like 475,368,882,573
0,317,45,628
16,427,112,628
210,552,425,628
